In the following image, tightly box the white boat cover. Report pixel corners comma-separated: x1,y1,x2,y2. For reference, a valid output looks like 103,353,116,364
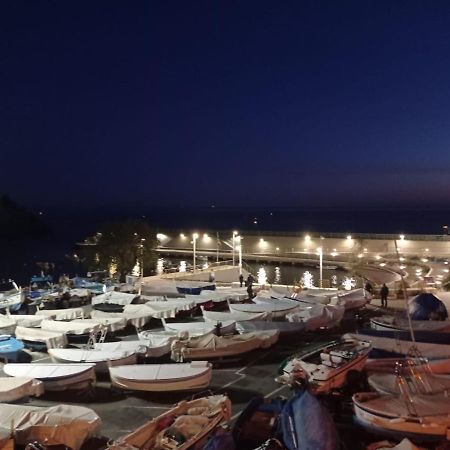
40,319,101,335
230,298,301,318
143,300,195,318
92,291,138,306
171,331,279,361
331,288,370,309
137,331,179,357
109,361,212,391
71,317,127,332
48,348,137,369
15,326,67,349
163,320,236,336
286,304,345,330
371,316,450,333
369,372,450,395
7,314,51,327
36,305,92,320
202,308,271,322
0,403,101,450
69,288,91,297
4,363,96,391
0,293,22,310
215,287,248,301
0,316,16,334
91,309,150,329
0,377,44,402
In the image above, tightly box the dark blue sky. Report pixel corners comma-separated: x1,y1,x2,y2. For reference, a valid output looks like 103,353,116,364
2,1,450,211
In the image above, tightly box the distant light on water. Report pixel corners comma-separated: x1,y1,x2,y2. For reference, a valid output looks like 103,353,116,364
257,267,267,285
274,267,281,284
342,276,356,290
179,261,186,272
156,258,164,275
301,271,314,288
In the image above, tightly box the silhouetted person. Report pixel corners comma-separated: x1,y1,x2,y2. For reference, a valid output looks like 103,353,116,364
239,274,244,287
247,274,254,286
380,283,389,308
247,283,254,301
364,281,373,294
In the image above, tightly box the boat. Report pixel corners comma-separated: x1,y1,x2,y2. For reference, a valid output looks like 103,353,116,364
92,291,138,308
4,363,96,391
0,335,24,362
0,403,101,450
235,321,306,340
36,305,92,320
171,331,279,361
48,347,137,372
0,316,16,335
5,314,51,327
202,308,272,322
277,338,371,393
353,391,450,442
162,318,236,336
330,288,371,310
346,331,450,358
136,331,180,357
91,307,152,329
109,361,212,392
0,280,19,300
143,300,196,318
108,394,231,450
0,293,23,313
15,326,68,350
0,377,44,402
176,281,216,295
40,319,102,335
71,276,108,294
286,303,345,330
370,315,450,333
71,317,127,332
365,356,450,374
229,298,301,319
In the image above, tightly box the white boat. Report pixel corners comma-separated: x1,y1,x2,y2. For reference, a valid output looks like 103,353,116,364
109,361,212,392
143,297,196,312
15,326,68,349
330,288,371,310
92,291,138,306
36,305,91,320
40,319,101,335
286,303,345,330
277,338,371,394
143,300,195,318
365,357,450,374
48,348,137,372
0,403,101,450
202,308,272,322
4,363,96,391
91,307,151,329
291,290,337,305
0,293,22,312
162,319,236,336
6,314,51,327
136,331,180,357
0,377,44,402
229,298,301,319
0,316,16,335
71,317,127,332
353,391,450,442
108,394,231,450
345,332,450,359
370,315,450,333
171,331,279,361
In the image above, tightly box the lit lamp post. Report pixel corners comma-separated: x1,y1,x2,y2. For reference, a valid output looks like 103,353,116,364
317,246,323,288
232,230,238,266
138,238,145,295
192,233,199,273
236,235,243,275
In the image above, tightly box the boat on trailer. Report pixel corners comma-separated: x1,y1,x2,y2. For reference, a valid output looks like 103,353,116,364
4,363,96,391
277,338,371,393
109,361,212,392
108,394,231,450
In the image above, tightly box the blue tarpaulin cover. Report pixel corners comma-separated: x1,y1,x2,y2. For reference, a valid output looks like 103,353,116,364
280,390,338,450
408,293,448,321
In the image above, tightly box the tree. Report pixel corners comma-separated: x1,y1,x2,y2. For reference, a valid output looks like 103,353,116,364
79,220,158,282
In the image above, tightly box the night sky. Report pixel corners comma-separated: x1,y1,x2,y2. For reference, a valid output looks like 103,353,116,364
2,1,450,211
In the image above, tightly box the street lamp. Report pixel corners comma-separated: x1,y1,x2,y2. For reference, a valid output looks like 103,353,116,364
236,235,243,275
317,247,323,288
232,231,238,266
192,233,199,272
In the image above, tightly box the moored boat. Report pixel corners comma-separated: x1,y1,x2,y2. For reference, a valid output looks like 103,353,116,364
0,377,44,402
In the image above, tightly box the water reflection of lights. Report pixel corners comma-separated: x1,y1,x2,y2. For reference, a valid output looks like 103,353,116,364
257,267,267,285
301,271,314,288
274,267,281,284
156,258,164,275
179,261,187,272
342,276,356,290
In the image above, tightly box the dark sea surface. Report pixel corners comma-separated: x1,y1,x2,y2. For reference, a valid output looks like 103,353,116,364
2,207,449,284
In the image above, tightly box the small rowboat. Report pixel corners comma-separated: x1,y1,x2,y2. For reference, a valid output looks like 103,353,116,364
162,319,236,336
15,326,67,350
4,363,96,391
109,395,231,450
109,361,212,392
0,377,44,402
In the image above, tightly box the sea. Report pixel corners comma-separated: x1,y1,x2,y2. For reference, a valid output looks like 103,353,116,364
2,207,450,285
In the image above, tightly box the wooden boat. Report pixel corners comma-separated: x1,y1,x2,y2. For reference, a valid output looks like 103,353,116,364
143,300,196,319
0,335,24,362
171,331,279,362
108,394,231,450
277,338,371,393
235,321,306,340
370,315,450,333
0,377,44,402
71,317,127,332
286,303,345,330
40,319,101,335
0,403,101,450
36,305,91,320
15,326,68,350
229,298,301,319
109,361,212,392
91,305,153,328
202,308,271,322
353,391,450,442
4,363,96,391
6,314,51,327
162,319,236,336
48,347,137,372
365,357,450,374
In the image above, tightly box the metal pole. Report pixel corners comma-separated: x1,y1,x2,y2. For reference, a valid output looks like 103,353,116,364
216,232,219,263
193,234,198,273
319,247,323,288
232,233,235,266
138,238,145,295
238,236,242,275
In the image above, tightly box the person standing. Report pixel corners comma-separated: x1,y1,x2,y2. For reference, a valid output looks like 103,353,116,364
246,282,254,301
380,283,389,308
239,274,244,287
